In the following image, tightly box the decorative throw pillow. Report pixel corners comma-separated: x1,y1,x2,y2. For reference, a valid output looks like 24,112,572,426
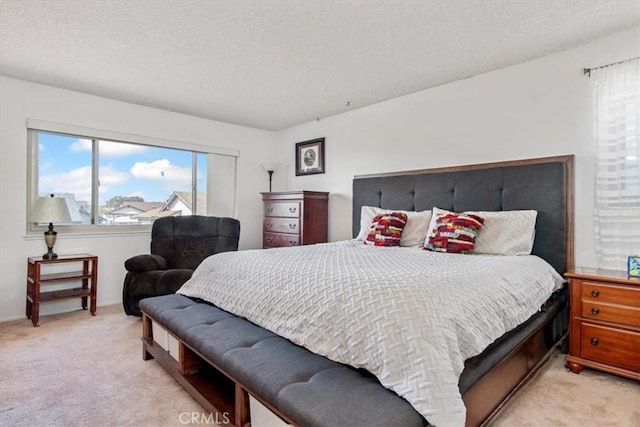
356,206,432,247
363,212,408,246
424,211,484,253
427,207,537,255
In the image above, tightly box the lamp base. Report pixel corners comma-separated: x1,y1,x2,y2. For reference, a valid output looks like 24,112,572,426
42,249,58,259
43,225,58,259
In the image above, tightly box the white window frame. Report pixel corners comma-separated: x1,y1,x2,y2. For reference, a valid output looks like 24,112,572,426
26,119,238,237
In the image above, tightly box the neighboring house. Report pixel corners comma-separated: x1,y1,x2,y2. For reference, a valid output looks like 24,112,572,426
163,191,206,216
120,192,206,224
107,202,166,224
51,193,88,224
131,207,181,224
52,192,205,226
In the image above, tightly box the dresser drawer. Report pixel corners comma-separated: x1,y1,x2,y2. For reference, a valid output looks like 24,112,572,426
581,300,640,327
581,323,640,372
582,281,640,306
264,218,300,235
264,202,301,218
264,232,300,248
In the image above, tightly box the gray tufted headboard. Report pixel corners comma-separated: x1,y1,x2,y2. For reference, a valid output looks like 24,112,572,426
352,155,574,275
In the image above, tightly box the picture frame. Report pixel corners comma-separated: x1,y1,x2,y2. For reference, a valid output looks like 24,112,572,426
628,255,640,278
295,138,325,176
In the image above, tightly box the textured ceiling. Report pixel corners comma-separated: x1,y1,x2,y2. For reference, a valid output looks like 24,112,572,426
1,1,639,131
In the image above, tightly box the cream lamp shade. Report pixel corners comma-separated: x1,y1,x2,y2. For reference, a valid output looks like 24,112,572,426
31,194,72,259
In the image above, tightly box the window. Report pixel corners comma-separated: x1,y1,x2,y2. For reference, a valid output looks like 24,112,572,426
591,58,640,269
27,120,237,235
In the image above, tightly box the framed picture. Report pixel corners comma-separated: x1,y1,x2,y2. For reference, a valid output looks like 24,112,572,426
295,138,325,176
629,255,640,278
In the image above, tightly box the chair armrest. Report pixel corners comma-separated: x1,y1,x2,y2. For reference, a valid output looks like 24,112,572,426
124,254,168,272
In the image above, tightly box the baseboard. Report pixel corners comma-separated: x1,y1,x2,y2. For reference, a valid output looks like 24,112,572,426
0,300,122,323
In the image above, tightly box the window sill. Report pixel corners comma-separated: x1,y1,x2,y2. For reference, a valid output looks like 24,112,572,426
24,229,151,240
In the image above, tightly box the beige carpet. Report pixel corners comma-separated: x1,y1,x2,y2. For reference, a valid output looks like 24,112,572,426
1,305,638,427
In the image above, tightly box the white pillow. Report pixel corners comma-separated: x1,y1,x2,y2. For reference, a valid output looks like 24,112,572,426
425,207,537,255
356,206,432,247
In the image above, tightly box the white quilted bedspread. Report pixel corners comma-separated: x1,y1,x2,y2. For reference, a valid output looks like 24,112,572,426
178,240,564,427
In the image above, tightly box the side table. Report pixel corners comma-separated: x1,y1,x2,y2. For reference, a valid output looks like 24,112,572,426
565,267,640,380
26,253,98,327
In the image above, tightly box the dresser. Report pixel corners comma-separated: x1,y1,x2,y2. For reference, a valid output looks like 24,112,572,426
261,191,329,248
565,268,640,381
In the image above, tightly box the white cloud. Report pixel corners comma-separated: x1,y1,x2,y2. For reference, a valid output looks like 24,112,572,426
40,166,92,202
40,165,129,202
100,140,148,157
70,139,147,158
69,139,92,153
99,166,129,188
130,159,191,187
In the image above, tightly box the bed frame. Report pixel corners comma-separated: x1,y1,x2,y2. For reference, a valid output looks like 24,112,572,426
352,155,574,425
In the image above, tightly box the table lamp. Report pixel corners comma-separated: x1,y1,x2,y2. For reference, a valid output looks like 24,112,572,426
31,194,72,259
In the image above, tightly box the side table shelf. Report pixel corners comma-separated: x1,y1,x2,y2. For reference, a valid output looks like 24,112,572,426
26,254,98,327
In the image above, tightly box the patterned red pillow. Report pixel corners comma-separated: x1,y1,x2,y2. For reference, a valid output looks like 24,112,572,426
424,212,484,254
364,212,408,246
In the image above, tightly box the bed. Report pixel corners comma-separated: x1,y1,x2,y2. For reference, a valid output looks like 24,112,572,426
140,155,574,427
349,154,573,425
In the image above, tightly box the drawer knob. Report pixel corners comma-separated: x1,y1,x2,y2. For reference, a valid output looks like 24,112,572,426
289,223,297,229
590,337,599,346
591,307,600,315
267,207,273,213
289,207,297,213
289,240,298,245
266,222,273,227
591,289,599,297
266,236,273,243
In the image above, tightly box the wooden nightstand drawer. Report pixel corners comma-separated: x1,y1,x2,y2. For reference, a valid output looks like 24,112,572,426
582,281,640,306
264,232,300,248
264,202,301,218
581,300,640,327
581,323,640,372
264,218,300,235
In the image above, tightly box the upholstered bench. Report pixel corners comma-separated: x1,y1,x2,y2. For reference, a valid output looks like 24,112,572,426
139,294,426,427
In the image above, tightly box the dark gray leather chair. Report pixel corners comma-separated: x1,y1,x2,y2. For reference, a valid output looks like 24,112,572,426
122,215,240,316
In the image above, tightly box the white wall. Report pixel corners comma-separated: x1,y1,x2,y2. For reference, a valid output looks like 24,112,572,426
274,27,640,270
2,27,638,322
0,76,275,321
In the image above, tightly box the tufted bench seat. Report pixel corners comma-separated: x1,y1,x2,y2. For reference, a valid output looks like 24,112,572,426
139,294,427,427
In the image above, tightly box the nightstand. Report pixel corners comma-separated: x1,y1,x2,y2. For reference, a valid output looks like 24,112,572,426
565,267,640,381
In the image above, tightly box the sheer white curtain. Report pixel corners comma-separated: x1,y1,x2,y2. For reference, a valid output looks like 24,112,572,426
591,58,640,269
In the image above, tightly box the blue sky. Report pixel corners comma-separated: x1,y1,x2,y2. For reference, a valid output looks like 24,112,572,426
38,133,206,205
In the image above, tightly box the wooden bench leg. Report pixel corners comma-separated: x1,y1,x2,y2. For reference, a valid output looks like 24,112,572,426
142,313,154,361
235,384,250,427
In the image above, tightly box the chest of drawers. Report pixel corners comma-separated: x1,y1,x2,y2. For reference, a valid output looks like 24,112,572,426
261,191,329,249
565,268,640,381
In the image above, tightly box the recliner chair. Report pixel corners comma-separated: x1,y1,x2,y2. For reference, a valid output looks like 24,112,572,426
122,215,240,316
